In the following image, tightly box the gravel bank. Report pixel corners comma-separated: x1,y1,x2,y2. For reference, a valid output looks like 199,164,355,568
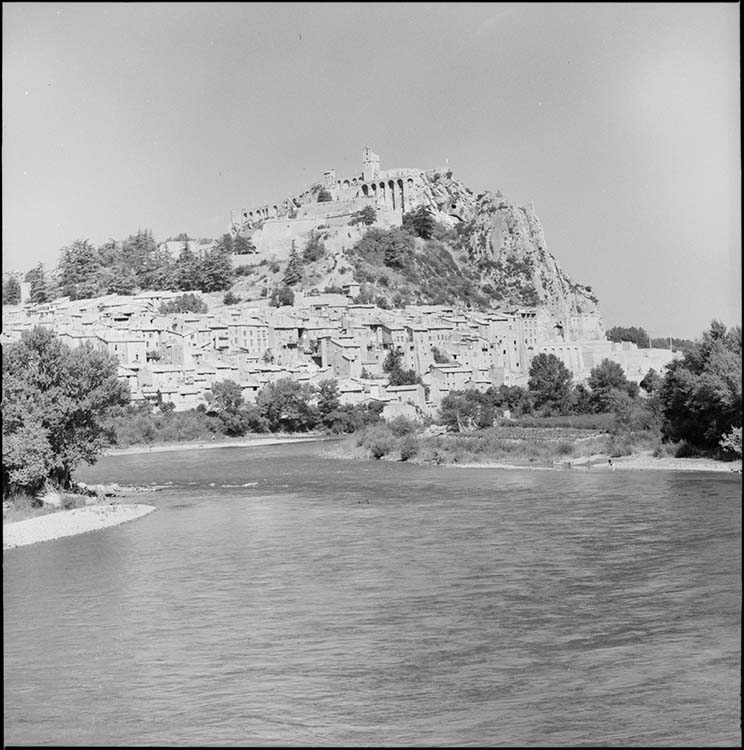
105,435,324,456
3,504,156,550
450,454,742,473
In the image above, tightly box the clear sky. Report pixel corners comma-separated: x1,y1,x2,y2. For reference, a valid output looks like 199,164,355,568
3,2,740,338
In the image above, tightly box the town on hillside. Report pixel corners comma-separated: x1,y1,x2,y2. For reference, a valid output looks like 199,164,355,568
1,147,680,419
0,289,678,422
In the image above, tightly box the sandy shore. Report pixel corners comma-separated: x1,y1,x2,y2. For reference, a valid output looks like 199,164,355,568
450,453,742,473
105,434,325,456
3,504,156,550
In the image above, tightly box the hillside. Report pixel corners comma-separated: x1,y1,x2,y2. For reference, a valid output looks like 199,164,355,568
229,159,601,323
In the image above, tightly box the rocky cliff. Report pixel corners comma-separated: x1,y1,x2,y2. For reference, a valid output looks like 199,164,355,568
461,191,600,318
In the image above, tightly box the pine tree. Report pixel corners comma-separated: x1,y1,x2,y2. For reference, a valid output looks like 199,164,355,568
57,239,103,300
175,241,199,291
2,275,22,305
25,263,51,304
283,242,303,286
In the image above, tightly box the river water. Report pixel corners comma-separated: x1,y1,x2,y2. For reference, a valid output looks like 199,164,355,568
4,441,741,746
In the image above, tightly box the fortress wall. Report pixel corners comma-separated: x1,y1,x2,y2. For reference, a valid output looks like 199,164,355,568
253,219,319,258
296,197,374,220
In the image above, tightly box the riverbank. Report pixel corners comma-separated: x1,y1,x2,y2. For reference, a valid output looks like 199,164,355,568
105,433,325,456
450,453,742,473
3,503,156,550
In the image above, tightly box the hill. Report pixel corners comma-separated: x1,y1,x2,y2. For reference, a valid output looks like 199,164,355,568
226,148,602,336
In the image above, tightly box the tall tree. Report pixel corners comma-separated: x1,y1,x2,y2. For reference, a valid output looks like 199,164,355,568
587,359,638,412
659,321,742,449
175,241,200,291
2,327,129,492
316,379,341,427
283,243,303,286
207,380,246,436
255,378,318,432
528,353,573,415
2,274,22,305
199,246,235,292
25,262,51,304
57,239,103,300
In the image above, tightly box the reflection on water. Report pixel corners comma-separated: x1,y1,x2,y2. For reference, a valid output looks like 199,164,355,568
4,443,741,746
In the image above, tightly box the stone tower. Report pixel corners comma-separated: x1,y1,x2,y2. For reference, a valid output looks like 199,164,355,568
361,147,380,182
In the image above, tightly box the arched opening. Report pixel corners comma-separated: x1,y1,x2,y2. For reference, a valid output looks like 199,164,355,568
398,179,405,213
361,184,369,197
388,180,396,210
343,180,350,188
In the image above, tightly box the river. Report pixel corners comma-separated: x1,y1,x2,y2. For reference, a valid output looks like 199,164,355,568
3,441,741,746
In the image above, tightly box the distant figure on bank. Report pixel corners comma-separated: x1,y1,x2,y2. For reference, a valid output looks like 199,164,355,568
608,459,614,470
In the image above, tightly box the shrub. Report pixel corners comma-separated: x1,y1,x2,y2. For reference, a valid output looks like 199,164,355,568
399,435,419,461
362,425,395,459
556,441,574,456
674,440,698,458
223,291,241,305
719,426,742,459
388,416,417,437
303,232,325,262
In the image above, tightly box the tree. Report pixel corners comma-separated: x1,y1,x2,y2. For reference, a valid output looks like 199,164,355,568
439,389,492,431
199,246,235,291
223,291,241,305
3,274,21,304
659,321,741,449
270,285,295,307
316,379,341,428
431,346,451,364
283,243,303,286
606,325,650,348
349,205,377,226
255,378,318,432
650,336,696,355
528,353,573,415
25,263,51,304
719,426,742,458
569,382,594,414
217,233,234,254
382,228,415,269
158,293,207,314
57,239,104,300
498,384,533,416
2,327,130,492
207,380,246,436
587,359,637,412
402,205,435,239
639,368,663,395
175,241,200,291
382,348,420,386
232,234,256,254
302,231,325,262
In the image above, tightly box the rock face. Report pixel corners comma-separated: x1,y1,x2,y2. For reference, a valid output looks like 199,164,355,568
463,191,601,319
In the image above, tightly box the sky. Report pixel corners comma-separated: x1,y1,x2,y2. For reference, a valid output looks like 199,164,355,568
2,2,740,338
